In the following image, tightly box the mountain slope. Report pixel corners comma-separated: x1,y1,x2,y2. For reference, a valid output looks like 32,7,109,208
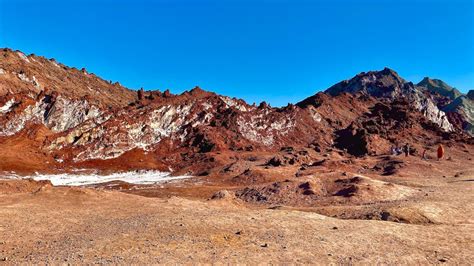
417,77,462,101
324,68,407,98
415,77,473,135
467,90,474,101
0,48,136,107
0,50,471,174
443,95,474,135
300,68,454,132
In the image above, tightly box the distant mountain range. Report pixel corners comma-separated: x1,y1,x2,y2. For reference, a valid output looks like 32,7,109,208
0,48,472,174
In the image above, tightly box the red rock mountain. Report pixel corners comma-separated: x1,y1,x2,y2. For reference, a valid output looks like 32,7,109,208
0,48,471,174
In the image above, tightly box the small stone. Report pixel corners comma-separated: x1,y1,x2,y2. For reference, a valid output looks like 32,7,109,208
261,243,268,248
210,190,233,200
380,211,391,221
332,226,338,230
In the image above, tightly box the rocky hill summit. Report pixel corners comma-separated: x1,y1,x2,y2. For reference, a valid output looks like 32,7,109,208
417,77,462,101
299,68,459,133
0,48,135,107
0,49,472,174
324,68,408,98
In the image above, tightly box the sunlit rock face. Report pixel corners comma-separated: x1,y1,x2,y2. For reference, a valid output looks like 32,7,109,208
324,68,454,132
0,95,101,136
0,49,471,170
442,95,474,135
51,95,301,161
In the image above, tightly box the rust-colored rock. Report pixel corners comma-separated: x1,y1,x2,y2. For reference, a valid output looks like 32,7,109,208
0,49,471,175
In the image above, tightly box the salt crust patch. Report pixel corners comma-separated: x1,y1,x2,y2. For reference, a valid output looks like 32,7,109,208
2,171,191,186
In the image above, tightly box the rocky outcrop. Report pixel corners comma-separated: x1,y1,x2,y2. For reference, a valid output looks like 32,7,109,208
0,50,471,171
0,48,135,107
443,95,474,135
416,96,453,132
322,68,453,132
325,68,407,98
468,90,474,101
417,77,462,100
0,93,101,136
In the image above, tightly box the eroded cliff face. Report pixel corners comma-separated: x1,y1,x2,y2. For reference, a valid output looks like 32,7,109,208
415,77,474,136
412,90,453,132
0,95,101,136
0,50,470,173
0,88,317,164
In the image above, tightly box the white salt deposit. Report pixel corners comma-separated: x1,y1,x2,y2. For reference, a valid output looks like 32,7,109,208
3,171,191,186
0,99,15,113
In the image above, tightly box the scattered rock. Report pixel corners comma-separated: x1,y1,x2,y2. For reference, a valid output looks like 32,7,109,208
380,211,391,221
210,190,234,200
334,185,358,197
298,181,317,195
236,187,268,202
280,146,294,153
373,157,405,175
137,88,144,101
266,156,284,167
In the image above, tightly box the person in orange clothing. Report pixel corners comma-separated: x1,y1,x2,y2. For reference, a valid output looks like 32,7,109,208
437,144,445,161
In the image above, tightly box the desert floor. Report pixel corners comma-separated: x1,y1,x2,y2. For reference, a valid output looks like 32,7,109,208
0,149,473,264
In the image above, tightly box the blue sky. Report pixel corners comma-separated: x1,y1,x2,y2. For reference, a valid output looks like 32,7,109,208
0,0,473,106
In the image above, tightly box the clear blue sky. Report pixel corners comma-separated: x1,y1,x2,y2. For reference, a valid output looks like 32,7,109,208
1,0,473,106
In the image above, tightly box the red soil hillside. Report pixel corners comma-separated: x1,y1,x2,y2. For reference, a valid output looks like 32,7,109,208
0,49,472,175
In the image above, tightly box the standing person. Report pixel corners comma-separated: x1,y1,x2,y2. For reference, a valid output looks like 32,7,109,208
396,146,402,155
391,145,397,156
403,143,410,157
422,149,427,160
437,144,445,161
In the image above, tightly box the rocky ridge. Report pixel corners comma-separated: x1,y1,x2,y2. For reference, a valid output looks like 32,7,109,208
0,49,472,174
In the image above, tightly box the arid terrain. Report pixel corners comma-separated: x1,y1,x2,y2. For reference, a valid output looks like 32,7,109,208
1,48,473,263
0,146,473,264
